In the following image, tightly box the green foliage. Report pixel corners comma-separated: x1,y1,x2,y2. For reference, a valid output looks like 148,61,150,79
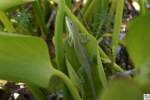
54,0,65,72
112,0,124,62
0,32,52,88
0,0,34,11
83,0,110,37
100,79,143,100
126,14,150,68
15,10,34,35
0,0,150,100
0,10,16,32
66,59,84,98
0,31,81,100
32,0,48,38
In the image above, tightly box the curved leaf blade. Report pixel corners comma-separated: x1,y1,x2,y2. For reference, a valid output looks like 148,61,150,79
0,0,34,11
0,32,52,88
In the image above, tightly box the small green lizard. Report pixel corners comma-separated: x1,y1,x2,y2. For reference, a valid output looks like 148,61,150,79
66,17,97,100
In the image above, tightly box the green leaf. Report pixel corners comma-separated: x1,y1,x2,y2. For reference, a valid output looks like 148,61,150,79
0,32,53,88
100,79,143,100
0,0,34,11
126,14,150,68
0,32,81,100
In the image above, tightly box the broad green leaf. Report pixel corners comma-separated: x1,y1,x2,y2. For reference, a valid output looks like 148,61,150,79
100,79,143,100
135,67,150,93
0,32,53,88
126,14,150,68
0,0,34,11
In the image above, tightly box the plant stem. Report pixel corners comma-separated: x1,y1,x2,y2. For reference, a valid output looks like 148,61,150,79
109,0,117,15
55,1,76,99
0,10,15,32
41,0,49,19
53,69,82,100
101,57,124,72
139,0,146,14
99,47,124,72
83,0,96,21
97,48,107,88
54,0,66,72
32,0,48,38
65,0,72,8
81,0,92,14
112,0,124,62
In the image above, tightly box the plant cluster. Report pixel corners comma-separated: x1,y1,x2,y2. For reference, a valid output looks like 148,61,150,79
0,0,149,100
